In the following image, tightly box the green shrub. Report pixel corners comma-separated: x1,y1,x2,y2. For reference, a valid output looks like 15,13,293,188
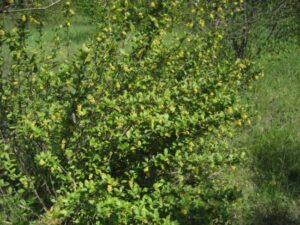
0,1,257,224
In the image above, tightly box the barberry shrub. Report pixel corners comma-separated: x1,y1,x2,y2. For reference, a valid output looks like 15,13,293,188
0,0,257,224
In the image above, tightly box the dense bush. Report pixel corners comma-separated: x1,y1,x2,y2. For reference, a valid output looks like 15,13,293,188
0,1,258,224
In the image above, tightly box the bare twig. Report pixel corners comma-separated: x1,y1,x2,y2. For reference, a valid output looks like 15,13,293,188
0,0,64,14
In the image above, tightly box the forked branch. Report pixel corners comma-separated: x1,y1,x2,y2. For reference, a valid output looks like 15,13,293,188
0,0,64,14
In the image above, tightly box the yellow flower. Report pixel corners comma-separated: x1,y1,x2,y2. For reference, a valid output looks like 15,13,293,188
82,44,90,54
227,107,233,114
199,19,205,28
116,82,120,89
69,9,75,16
61,139,66,149
21,15,27,23
109,64,116,71
20,178,28,187
238,63,246,69
150,2,156,8
137,141,142,147
217,33,223,40
152,39,161,46
96,37,102,42
143,166,149,173
123,64,130,73
39,159,46,166
188,142,194,151
87,94,96,104
107,185,113,193
247,119,252,125
186,22,193,28
168,105,175,113
0,30,5,37
138,12,144,18
181,208,188,215
76,104,86,116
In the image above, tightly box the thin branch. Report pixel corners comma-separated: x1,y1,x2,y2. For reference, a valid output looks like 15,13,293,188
0,0,64,14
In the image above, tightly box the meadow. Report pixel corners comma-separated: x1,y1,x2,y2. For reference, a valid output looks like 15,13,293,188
230,41,300,225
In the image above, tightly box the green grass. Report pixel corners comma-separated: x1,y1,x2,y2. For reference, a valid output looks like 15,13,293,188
248,44,300,190
231,42,300,225
26,15,96,54
1,14,96,70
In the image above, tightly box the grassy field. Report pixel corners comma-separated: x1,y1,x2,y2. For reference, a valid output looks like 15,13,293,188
231,42,300,225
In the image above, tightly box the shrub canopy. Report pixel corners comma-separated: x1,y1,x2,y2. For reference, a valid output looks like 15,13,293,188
0,0,257,224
